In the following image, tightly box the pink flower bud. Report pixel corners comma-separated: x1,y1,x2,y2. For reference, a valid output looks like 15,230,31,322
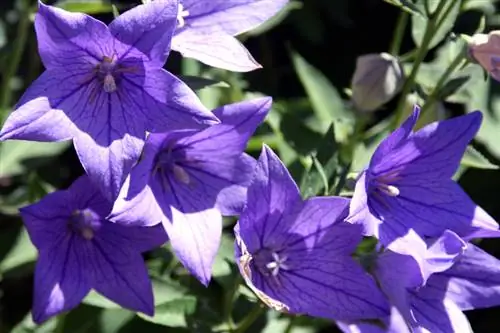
468,31,500,81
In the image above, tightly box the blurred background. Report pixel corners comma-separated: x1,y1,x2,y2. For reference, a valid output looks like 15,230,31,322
1,0,500,332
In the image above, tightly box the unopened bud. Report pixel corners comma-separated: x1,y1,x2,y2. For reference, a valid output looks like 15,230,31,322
468,31,500,81
351,53,404,112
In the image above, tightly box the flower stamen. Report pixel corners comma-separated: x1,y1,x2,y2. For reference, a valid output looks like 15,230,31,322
177,3,190,28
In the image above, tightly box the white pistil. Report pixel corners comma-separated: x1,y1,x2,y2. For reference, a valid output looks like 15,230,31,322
177,3,189,28
81,227,95,240
379,183,400,197
173,164,190,184
266,252,289,276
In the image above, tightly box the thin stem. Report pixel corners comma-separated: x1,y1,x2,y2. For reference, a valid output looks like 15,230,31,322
0,0,32,124
419,52,467,118
389,11,409,56
223,275,242,330
390,0,449,130
232,303,265,333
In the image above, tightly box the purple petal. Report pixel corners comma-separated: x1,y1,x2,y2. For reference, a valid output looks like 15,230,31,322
178,0,289,36
99,222,168,253
74,131,144,201
250,221,390,320
237,145,302,253
337,307,410,333
369,106,419,171
109,1,178,67
35,2,110,69
0,70,83,142
120,68,219,132
376,181,498,245
163,207,222,286
423,230,466,276
87,226,156,315
172,32,261,72
410,293,472,333
32,242,91,324
426,244,500,311
371,111,482,180
347,172,387,238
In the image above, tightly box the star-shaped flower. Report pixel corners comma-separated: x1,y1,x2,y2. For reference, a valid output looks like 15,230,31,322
234,145,390,321
20,175,167,324
110,97,271,285
171,0,289,72
0,1,218,200
348,106,499,249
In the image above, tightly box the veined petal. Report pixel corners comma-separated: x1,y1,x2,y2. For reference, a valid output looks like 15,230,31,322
0,69,86,142
426,244,500,311
99,222,168,253
375,181,498,245
410,293,472,333
179,0,289,36
423,230,466,276
86,230,155,315
120,68,219,132
74,131,144,201
163,207,222,286
32,240,91,324
109,0,178,67
371,111,482,180
237,145,302,253
171,32,261,72
250,224,390,321
35,2,111,69
369,106,419,171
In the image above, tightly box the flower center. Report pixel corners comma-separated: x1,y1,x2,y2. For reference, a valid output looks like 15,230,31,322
96,56,119,93
153,146,192,190
372,169,402,197
69,209,99,240
253,249,289,278
177,3,190,28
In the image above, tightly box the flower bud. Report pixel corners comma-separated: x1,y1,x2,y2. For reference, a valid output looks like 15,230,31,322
468,31,500,81
351,52,404,112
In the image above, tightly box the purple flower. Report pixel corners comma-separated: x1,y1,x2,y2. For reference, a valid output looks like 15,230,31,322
348,106,499,249
371,230,500,332
109,97,271,285
0,1,218,200
20,175,167,324
234,145,390,321
171,0,289,72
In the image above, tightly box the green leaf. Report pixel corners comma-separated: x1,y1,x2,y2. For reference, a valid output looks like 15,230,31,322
383,0,426,16
137,296,197,327
290,50,353,142
54,0,117,14
178,75,230,90
411,0,461,49
0,227,37,273
0,20,6,49
461,146,499,170
0,140,70,177
435,76,470,100
211,234,236,289
245,1,302,36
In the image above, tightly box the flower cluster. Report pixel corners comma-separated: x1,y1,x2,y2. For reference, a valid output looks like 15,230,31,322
2,1,500,331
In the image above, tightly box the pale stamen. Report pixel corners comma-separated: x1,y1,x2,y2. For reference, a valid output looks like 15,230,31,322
266,252,289,277
378,183,400,197
173,164,190,184
177,3,190,28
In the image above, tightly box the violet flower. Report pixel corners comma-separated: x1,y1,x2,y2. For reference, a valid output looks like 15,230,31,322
171,0,289,72
110,97,271,285
0,1,218,200
234,145,390,321
368,230,500,332
348,106,499,250
20,175,167,323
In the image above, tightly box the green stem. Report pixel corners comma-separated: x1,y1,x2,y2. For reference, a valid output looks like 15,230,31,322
389,11,409,56
0,0,32,124
419,52,467,118
390,0,449,130
232,304,265,333
223,275,242,330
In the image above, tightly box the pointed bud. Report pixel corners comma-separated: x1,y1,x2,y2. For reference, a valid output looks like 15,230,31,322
351,52,404,112
468,31,500,81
